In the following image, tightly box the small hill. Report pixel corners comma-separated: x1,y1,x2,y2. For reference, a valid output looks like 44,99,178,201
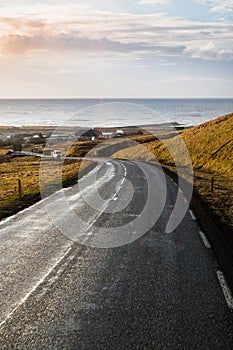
158,113,233,177
113,113,233,231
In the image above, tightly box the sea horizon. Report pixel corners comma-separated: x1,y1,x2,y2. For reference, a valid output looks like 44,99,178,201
0,98,232,128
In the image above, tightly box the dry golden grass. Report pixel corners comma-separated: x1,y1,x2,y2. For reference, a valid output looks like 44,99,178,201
0,155,82,219
113,113,233,229
0,134,97,219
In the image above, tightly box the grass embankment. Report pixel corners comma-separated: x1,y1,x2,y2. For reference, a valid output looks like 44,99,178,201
113,113,233,232
0,155,83,219
0,141,97,220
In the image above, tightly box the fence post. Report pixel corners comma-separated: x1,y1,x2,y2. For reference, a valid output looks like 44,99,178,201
18,178,22,198
211,177,214,193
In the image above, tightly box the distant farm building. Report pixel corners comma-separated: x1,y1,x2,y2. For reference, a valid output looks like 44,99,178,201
101,132,115,139
75,129,101,141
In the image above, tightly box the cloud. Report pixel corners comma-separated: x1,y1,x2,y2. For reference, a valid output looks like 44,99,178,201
0,11,232,61
137,0,170,4
159,76,233,82
187,41,233,60
1,32,186,56
194,0,233,13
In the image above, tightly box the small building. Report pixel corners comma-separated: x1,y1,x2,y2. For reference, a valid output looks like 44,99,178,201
116,130,124,136
1,133,15,141
101,132,115,139
75,129,96,141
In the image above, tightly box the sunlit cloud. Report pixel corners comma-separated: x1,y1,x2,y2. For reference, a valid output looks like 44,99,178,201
0,11,232,60
0,1,231,97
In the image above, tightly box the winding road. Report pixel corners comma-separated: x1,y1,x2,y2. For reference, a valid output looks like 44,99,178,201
0,159,233,349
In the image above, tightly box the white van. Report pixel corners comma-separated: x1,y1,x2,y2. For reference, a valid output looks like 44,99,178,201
52,150,62,158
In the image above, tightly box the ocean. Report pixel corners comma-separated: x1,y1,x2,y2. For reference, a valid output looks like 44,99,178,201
0,98,232,127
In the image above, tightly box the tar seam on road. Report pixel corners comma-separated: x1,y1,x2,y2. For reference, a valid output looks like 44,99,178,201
216,271,233,310
199,230,211,248
0,245,73,329
189,209,196,220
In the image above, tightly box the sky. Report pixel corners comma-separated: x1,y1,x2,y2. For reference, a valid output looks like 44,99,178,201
0,0,232,98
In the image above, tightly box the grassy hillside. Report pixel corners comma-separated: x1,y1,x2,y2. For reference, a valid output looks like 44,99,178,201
0,155,83,219
151,113,232,176
113,113,233,230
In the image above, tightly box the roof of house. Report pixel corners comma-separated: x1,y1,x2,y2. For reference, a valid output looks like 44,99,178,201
75,129,95,137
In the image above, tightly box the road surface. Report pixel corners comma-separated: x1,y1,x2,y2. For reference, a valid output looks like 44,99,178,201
0,159,232,349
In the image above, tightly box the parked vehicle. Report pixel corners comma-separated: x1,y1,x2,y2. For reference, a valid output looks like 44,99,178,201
52,149,62,158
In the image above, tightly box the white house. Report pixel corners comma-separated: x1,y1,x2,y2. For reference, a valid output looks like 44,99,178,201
101,132,115,139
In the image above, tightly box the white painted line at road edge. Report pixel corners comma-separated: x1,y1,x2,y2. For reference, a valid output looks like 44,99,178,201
0,164,102,229
217,271,233,310
189,209,196,220
199,230,211,248
0,245,72,329
171,179,177,187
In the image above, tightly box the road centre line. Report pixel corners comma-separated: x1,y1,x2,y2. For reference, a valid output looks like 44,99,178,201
217,271,233,310
83,162,127,239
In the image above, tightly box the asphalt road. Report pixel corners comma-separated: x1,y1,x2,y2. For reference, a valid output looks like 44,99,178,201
0,159,232,349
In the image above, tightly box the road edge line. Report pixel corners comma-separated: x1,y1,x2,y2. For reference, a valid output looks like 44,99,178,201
0,245,73,329
199,230,211,248
216,270,233,310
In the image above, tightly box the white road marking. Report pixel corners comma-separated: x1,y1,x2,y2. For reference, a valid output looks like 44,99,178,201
183,197,188,204
122,164,127,177
0,164,102,229
217,271,233,310
0,161,126,326
178,188,183,194
199,230,211,248
189,209,196,220
0,245,72,328
83,161,127,240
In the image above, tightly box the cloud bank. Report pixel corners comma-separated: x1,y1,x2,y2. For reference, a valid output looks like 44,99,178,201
0,10,232,61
